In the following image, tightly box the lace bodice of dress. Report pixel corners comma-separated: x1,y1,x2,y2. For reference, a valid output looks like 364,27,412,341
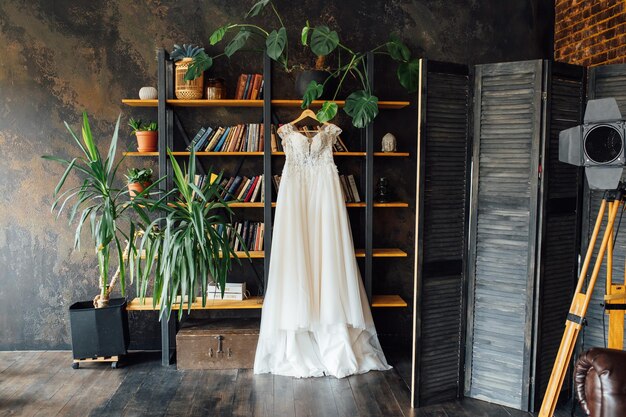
277,123,342,171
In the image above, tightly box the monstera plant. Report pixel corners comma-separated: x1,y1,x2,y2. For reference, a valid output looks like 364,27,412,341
185,0,418,128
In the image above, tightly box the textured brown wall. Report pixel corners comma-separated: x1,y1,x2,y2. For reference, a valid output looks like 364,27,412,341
555,0,626,66
0,0,554,350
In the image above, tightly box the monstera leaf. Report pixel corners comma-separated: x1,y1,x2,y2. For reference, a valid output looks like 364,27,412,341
246,0,270,18
344,90,379,128
397,58,419,92
387,35,410,62
310,26,339,56
301,80,324,109
210,24,231,45
185,52,213,81
266,27,287,61
316,101,338,123
225,29,252,57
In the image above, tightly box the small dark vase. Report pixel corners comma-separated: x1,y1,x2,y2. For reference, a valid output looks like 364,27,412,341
295,70,337,99
375,177,392,203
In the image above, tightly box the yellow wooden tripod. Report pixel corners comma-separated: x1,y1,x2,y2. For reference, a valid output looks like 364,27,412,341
539,187,626,416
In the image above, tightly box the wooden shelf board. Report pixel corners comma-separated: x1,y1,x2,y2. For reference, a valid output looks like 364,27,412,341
122,99,158,107
167,99,264,107
233,202,407,208
232,248,407,258
127,294,406,310
122,99,410,109
123,151,410,157
271,100,410,109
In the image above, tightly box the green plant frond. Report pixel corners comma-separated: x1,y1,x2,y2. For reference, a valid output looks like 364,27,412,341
105,115,121,177
63,121,90,158
246,0,270,18
114,235,126,296
81,112,99,162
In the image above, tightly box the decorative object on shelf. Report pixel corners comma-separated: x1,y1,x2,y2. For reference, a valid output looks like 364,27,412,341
381,132,397,152
184,1,417,127
128,118,158,152
171,44,206,99
138,86,158,100
125,168,153,199
206,78,226,100
375,177,392,203
295,56,336,99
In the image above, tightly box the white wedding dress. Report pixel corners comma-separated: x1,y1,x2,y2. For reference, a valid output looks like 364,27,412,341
253,122,391,378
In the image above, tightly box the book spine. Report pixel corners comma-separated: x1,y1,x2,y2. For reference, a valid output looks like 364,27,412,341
237,177,252,201
208,282,245,293
347,175,361,203
205,127,223,151
186,127,207,151
206,292,245,301
234,74,246,100
214,127,231,152
194,127,213,151
242,74,252,100
224,176,241,201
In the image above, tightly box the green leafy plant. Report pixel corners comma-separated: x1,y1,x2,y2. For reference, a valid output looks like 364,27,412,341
170,44,206,61
42,113,138,307
185,1,416,128
128,118,158,134
125,168,153,185
132,150,245,320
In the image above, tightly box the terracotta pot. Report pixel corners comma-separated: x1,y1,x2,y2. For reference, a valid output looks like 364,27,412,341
128,182,150,199
135,131,158,152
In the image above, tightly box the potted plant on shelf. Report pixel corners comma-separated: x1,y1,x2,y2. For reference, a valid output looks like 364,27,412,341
128,118,158,152
133,150,246,320
170,43,206,99
42,113,139,367
125,168,153,199
184,0,418,128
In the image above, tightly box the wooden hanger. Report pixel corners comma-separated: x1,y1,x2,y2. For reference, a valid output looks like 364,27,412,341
289,109,328,127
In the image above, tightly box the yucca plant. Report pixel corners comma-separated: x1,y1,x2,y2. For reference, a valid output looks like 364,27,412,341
133,149,244,320
42,113,142,307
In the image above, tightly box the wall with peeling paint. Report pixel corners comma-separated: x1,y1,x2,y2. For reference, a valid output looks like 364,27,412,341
0,0,553,350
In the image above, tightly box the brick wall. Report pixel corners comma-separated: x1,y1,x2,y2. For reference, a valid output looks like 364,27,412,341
555,0,626,66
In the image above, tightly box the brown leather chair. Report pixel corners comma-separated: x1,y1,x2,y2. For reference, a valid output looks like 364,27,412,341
575,347,626,417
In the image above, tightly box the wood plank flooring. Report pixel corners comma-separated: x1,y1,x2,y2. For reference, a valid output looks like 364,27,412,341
0,351,583,417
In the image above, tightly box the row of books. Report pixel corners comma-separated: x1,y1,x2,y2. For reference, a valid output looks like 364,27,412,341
186,123,273,153
270,174,360,203
234,73,263,100
269,125,349,153
207,282,249,301
218,174,264,202
339,174,361,203
228,221,264,252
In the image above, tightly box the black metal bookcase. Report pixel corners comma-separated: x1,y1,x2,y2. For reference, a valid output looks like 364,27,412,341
148,49,401,366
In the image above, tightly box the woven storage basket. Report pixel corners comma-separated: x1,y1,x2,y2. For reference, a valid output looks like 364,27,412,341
175,58,204,99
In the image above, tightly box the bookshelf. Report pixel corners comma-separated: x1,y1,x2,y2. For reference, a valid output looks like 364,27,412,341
123,49,411,366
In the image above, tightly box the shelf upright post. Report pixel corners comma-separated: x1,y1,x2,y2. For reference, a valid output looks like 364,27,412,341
365,52,374,302
157,48,176,366
263,53,273,293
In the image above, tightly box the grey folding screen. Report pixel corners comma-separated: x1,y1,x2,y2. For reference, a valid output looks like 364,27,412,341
465,60,584,411
581,64,626,352
412,60,471,407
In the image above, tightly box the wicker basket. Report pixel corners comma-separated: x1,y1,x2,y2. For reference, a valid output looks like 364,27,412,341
175,58,204,99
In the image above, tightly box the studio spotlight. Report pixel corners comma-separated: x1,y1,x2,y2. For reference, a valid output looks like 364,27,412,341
559,98,626,189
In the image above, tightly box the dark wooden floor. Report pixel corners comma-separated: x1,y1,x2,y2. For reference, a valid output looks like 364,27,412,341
0,351,582,417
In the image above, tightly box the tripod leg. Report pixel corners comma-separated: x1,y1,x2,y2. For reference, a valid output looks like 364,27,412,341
606,217,624,349
539,198,620,417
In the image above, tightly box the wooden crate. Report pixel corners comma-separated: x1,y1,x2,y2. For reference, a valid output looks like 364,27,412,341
176,319,260,370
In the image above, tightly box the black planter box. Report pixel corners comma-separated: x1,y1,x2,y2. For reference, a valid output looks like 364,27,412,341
69,298,130,359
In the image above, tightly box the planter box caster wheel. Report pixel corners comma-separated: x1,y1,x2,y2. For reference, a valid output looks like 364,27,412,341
111,361,118,369
72,362,79,369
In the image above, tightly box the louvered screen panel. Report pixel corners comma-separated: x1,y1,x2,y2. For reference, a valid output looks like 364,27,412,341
466,60,543,410
415,62,470,406
534,63,585,409
583,64,626,351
